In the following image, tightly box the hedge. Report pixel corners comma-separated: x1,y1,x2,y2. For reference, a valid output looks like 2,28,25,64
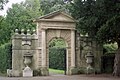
0,43,12,73
49,48,66,70
101,53,115,73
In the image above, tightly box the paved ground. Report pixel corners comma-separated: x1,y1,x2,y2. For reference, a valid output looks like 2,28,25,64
0,74,120,80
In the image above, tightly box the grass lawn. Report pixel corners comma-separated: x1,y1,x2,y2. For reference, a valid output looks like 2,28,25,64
49,68,64,74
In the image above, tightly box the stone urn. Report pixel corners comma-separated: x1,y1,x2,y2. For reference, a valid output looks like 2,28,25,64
24,52,33,67
85,52,94,74
23,52,33,77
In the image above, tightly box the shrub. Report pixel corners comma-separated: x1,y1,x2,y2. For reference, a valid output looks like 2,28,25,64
103,43,117,54
0,43,12,73
49,48,66,70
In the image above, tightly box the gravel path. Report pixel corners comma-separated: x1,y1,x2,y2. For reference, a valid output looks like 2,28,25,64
0,74,120,80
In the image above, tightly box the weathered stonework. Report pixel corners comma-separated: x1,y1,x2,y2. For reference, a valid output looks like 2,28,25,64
75,35,103,74
11,11,103,76
34,11,76,75
12,30,38,76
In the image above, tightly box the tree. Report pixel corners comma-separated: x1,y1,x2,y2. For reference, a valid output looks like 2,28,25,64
0,16,8,45
69,0,106,36
23,0,43,18
93,0,120,76
69,0,120,76
40,0,67,14
0,0,43,45
0,0,8,44
6,0,43,30
0,0,8,10
97,15,120,76
6,3,33,30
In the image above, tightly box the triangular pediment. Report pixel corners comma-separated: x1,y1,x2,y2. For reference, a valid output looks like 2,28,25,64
36,11,75,22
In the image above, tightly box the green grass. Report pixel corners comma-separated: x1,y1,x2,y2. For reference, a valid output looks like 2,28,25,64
49,68,64,74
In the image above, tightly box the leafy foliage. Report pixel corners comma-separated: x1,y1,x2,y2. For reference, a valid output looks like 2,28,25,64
0,0,43,45
40,0,67,14
69,0,120,76
97,15,120,44
6,3,34,30
49,38,66,48
23,0,43,18
69,0,99,35
49,48,66,70
6,0,43,30
49,38,66,70
0,43,12,73
69,0,120,40
0,0,8,10
0,16,9,45
103,43,118,54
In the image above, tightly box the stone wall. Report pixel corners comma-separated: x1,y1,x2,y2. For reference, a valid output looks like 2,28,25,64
12,29,38,76
75,32,103,74
11,29,103,76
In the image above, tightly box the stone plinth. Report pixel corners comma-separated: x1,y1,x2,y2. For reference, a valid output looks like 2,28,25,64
12,70,20,77
40,67,49,76
7,69,12,77
67,67,78,75
23,66,33,77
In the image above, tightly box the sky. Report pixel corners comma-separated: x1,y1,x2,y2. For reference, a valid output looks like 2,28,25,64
0,0,25,16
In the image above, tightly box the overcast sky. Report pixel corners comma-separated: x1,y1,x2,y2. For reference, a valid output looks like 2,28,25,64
0,0,25,16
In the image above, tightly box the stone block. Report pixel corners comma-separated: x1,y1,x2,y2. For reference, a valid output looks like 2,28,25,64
23,66,33,77
12,70,20,77
67,67,79,75
7,69,12,77
70,68,79,75
40,67,49,76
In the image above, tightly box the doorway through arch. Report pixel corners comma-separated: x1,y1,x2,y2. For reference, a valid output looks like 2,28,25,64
49,38,67,75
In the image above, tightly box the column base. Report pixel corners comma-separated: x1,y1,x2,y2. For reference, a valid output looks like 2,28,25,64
86,66,95,74
10,70,21,77
67,67,78,75
41,67,49,76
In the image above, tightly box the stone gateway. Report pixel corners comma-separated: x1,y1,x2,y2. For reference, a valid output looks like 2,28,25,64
11,11,103,77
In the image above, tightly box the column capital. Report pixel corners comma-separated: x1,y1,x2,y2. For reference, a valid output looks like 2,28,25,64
71,29,76,31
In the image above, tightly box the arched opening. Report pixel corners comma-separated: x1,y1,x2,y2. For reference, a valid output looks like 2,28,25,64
48,38,67,75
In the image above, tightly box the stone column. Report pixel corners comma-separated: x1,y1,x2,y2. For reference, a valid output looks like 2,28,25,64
41,29,46,67
41,29,48,76
68,29,78,75
71,29,75,68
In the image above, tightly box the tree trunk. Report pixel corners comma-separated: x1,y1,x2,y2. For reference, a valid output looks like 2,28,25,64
113,44,120,76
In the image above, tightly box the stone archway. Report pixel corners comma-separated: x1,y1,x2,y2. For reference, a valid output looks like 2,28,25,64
34,11,76,76
47,30,71,75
